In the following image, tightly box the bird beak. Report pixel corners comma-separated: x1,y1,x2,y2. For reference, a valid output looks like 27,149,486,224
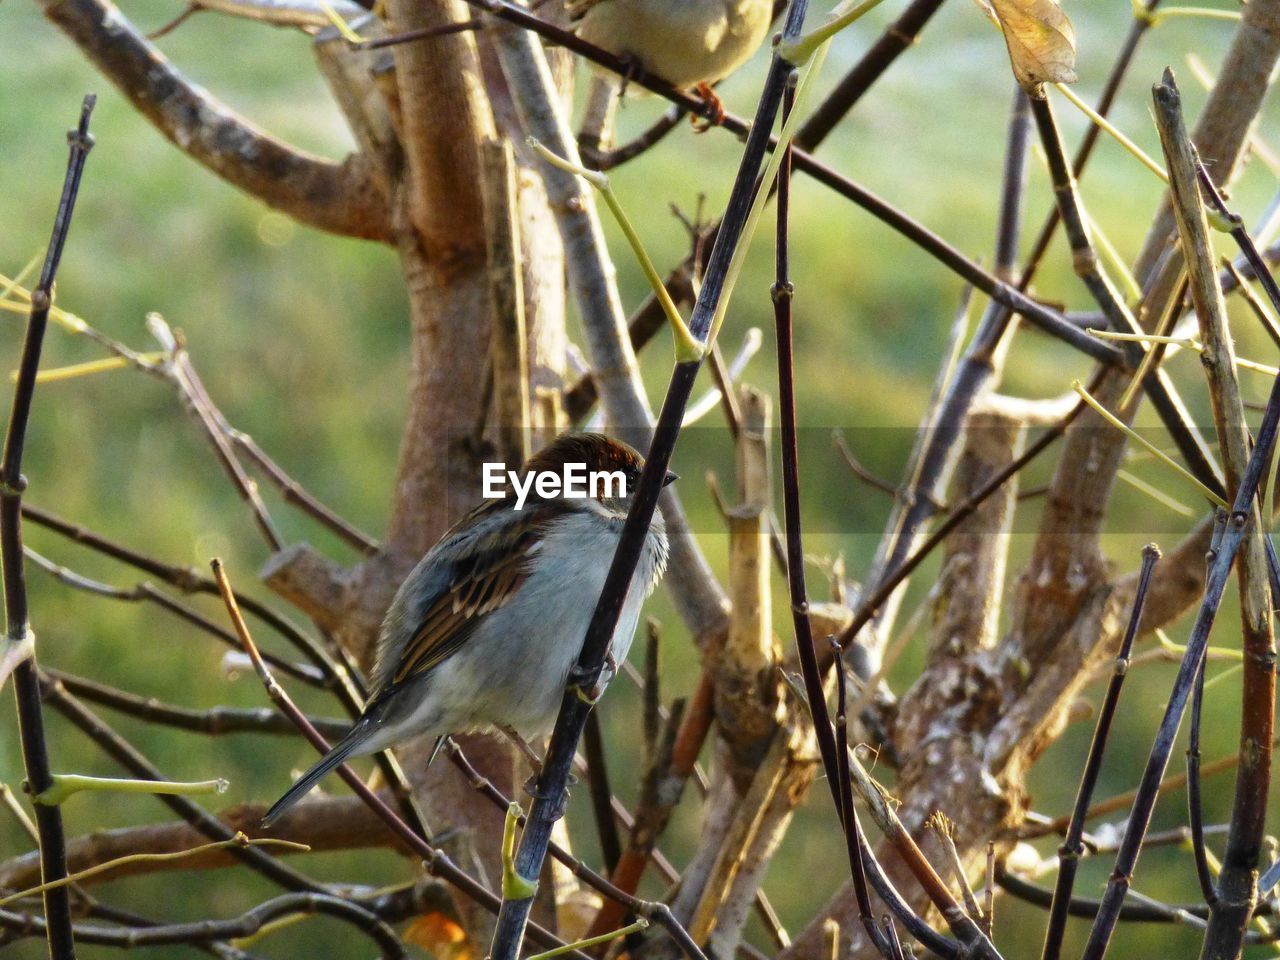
663,471,679,486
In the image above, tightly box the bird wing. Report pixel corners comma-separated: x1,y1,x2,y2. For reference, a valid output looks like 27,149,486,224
369,501,550,695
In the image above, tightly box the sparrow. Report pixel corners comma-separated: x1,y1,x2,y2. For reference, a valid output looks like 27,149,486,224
569,0,774,120
262,433,672,825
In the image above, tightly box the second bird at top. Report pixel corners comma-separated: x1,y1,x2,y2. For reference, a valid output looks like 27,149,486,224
569,0,775,91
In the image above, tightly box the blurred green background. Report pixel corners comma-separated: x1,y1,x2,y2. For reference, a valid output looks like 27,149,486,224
2,0,1278,956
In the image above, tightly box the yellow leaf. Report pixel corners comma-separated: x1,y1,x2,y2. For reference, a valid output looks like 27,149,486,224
990,0,1078,91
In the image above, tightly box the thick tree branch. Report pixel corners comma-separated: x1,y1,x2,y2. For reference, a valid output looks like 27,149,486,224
40,0,392,242
0,794,414,892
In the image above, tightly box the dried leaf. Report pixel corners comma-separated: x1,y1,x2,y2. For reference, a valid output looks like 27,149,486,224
403,911,474,960
990,0,1078,91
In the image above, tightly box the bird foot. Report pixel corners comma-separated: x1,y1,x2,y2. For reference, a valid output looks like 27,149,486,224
568,653,617,705
691,83,725,131
522,773,575,818
616,54,642,99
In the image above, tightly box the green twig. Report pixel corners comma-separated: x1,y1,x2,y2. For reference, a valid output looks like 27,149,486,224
526,137,702,362
527,919,650,960
1051,82,1168,182
0,832,308,906
1071,379,1227,507
778,0,889,65
31,773,229,806
501,801,538,899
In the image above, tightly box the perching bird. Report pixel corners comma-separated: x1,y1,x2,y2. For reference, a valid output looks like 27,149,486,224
262,433,671,826
570,0,774,113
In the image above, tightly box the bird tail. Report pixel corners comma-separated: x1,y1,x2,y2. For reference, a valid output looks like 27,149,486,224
261,724,370,827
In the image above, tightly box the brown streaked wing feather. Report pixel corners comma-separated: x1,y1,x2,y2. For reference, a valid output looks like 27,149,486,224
391,519,542,685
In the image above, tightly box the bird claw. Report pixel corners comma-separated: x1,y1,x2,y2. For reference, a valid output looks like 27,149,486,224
691,83,725,131
568,654,617,705
616,54,641,99
523,773,575,818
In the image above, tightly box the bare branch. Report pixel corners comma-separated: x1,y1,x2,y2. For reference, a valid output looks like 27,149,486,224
40,0,392,241
0,794,414,892
1157,72,1277,956
2,96,97,960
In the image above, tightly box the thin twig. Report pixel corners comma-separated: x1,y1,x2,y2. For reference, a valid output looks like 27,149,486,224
1,95,97,960
927,812,983,929
1,892,407,956
1040,545,1160,960
229,430,379,555
1223,258,1280,349
838,384,1094,649
44,667,348,739
845,744,999,955
775,73,904,960
155,329,283,551
999,871,1280,934
1188,652,1217,904
1159,74,1279,956
582,106,686,171
0,834,307,907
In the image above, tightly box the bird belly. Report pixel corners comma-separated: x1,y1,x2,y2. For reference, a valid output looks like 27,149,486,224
577,0,771,89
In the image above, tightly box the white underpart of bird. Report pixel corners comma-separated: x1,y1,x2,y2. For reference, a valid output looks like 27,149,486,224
573,0,774,90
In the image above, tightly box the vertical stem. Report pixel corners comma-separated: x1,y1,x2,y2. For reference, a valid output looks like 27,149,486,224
3,95,97,960
773,69,885,951
1039,546,1159,960
774,72,964,960
581,712,622,876
1153,71,1276,960
1187,655,1217,904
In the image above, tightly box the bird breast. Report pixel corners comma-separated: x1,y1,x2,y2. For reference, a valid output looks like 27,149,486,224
443,509,666,739
577,0,772,89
